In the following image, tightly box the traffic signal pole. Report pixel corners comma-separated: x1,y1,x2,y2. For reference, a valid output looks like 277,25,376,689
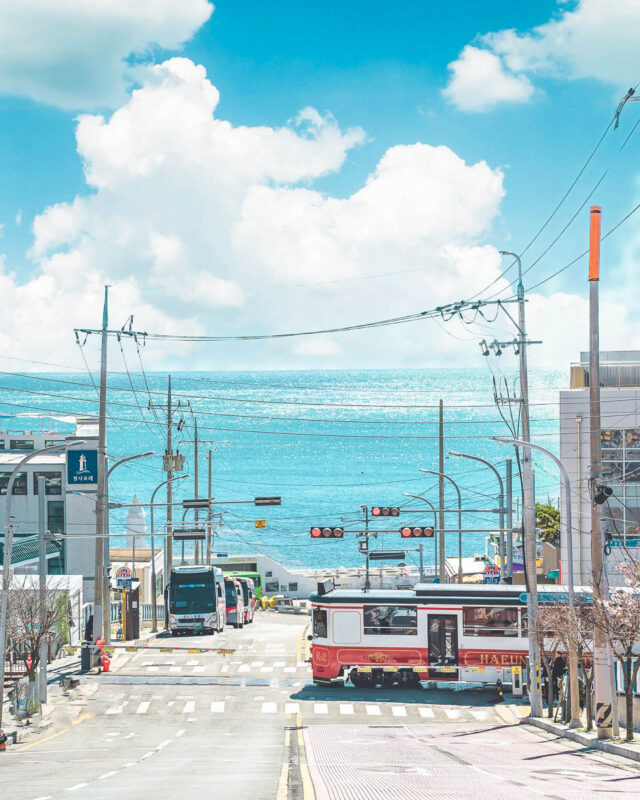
362,505,371,591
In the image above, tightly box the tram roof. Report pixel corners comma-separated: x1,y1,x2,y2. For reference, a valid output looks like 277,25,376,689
310,583,593,606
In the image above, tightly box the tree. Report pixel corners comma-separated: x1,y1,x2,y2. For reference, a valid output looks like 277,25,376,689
592,563,640,741
530,605,565,718
6,577,71,716
536,503,560,545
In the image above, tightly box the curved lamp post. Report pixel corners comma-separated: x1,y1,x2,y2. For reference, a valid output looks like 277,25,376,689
493,435,581,728
150,474,189,632
0,439,85,728
419,469,462,582
449,451,506,580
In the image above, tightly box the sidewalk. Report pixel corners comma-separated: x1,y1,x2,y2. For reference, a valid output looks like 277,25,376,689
524,715,640,763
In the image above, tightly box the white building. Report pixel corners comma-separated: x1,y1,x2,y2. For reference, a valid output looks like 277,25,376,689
559,351,640,587
0,416,99,599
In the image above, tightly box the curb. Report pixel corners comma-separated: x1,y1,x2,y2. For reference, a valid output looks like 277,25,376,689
524,716,640,763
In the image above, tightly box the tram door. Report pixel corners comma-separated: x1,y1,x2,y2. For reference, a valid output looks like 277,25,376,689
427,614,458,679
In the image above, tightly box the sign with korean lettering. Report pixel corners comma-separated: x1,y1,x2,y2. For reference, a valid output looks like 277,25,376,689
67,449,98,485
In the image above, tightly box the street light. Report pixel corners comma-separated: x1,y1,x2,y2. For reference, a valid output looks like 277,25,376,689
493,435,581,727
402,493,438,581
448,452,506,580
419,469,462,582
0,439,85,729
100,451,155,644
149,474,189,632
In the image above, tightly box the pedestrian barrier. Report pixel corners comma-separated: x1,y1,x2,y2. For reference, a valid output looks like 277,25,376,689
64,644,235,656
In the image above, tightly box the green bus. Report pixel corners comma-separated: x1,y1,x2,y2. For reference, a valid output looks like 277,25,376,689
223,571,263,599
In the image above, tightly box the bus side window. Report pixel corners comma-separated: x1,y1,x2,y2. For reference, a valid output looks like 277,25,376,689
217,584,222,597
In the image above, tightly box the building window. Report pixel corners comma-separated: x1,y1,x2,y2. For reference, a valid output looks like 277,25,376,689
0,440,5,450
288,582,298,592
0,471,27,495
363,605,417,636
33,472,62,495
265,579,279,593
45,440,65,448
463,606,519,637
10,439,34,450
601,428,640,540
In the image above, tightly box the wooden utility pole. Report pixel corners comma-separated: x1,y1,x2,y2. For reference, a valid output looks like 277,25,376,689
194,418,199,563
164,376,173,626
438,399,445,583
589,205,613,739
206,448,213,565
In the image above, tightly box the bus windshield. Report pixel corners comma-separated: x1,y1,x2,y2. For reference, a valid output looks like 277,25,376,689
225,582,237,607
170,574,215,614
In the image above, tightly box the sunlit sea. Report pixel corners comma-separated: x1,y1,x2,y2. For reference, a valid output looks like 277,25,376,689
0,368,564,572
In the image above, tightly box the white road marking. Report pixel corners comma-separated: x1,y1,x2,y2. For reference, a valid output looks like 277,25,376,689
260,667,274,673
182,701,196,714
444,709,460,719
418,707,434,718
391,706,407,717
221,664,229,673
169,666,181,673
283,667,296,673
141,751,153,760
285,703,299,714
157,740,172,751
146,666,159,672
365,705,381,716
211,701,225,713
238,664,250,673
339,704,354,715
296,662,307,668
274,661,286,667
314,703,328,714
33,796,53,799
98,773,117,781
66,784,89,792
176,729,185,738
186,659,199,666
251,661,264,667
105,705,123,715
471,710,488,720
193,666,205,673
261,702,277,714
136,701,150,714
124,763,136,768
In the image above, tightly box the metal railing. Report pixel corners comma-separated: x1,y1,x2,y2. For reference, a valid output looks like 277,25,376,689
571,362,640,389
82,601,165,629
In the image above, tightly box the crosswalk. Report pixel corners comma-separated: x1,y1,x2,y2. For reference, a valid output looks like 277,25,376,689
100,696,495,723
139,661,310,675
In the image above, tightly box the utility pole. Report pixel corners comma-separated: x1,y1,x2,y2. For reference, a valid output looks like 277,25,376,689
194,417,199,564
94,285,109,643
206,449,212,565
506,458,513,580
438,399,445,583
164,375,173,609
362,505,371,591
37,476,47,704
500,250,542,717
589,205,613,739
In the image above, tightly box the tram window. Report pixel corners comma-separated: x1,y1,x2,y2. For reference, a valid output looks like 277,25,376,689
313,608,328,638
363,605,417,636
463,606,519,637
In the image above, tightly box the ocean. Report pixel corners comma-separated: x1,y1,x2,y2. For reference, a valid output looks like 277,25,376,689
0,367,564,571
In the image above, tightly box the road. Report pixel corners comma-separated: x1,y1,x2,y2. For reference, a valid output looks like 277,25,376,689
4,612,640,799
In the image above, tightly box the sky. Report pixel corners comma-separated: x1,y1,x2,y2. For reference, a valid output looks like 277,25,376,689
0,0,639,373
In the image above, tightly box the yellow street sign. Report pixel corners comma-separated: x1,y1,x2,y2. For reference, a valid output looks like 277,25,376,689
255,520,266,529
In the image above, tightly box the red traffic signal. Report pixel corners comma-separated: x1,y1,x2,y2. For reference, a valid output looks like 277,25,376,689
371,506,400,517
310,526,344,539
400,526,434,538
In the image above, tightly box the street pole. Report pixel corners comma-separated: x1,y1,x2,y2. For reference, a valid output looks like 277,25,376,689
588,205,613,739
438,400,445,582
207,449,212,565
500,249,542,718
164,376,174,610
362,505,371,591
150,475,188,633
493,436,581,726
37,476,47,705
94,285,109,643
194,417,199,564
506,458,513,580
0,441,83,729
403,493,438,579
449,452,505,580
418,542,424,582
419,469,462,582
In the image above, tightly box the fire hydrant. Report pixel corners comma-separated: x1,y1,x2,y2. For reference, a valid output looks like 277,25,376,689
0,729,8,752
100,652,111,673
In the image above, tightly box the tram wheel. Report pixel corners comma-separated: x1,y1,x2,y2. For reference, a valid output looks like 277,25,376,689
350,669,372,688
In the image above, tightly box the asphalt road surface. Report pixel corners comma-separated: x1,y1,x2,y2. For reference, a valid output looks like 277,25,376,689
4,612,640,800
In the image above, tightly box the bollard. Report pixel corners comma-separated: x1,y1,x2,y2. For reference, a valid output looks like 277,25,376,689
0,729,7,752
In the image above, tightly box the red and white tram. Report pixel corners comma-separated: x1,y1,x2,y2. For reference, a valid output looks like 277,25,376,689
310,583,531,688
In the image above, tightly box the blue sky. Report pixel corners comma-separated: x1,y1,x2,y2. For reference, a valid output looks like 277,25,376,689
0,0,638,370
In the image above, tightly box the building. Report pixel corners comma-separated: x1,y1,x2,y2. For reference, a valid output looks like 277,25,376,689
559,351,640,587
0,415,99,599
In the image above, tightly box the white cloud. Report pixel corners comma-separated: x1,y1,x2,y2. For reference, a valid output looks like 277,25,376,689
0,0,213,109
444,0,640,112
2,54,621,372
442,46,534,112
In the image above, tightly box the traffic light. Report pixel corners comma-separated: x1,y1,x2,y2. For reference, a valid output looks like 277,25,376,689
371,506,400,517
310,526,344,539
255,496,282,506
400,526,434,538
594,485,613,505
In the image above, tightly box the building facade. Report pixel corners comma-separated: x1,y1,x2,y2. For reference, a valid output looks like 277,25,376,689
559,351,640,587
